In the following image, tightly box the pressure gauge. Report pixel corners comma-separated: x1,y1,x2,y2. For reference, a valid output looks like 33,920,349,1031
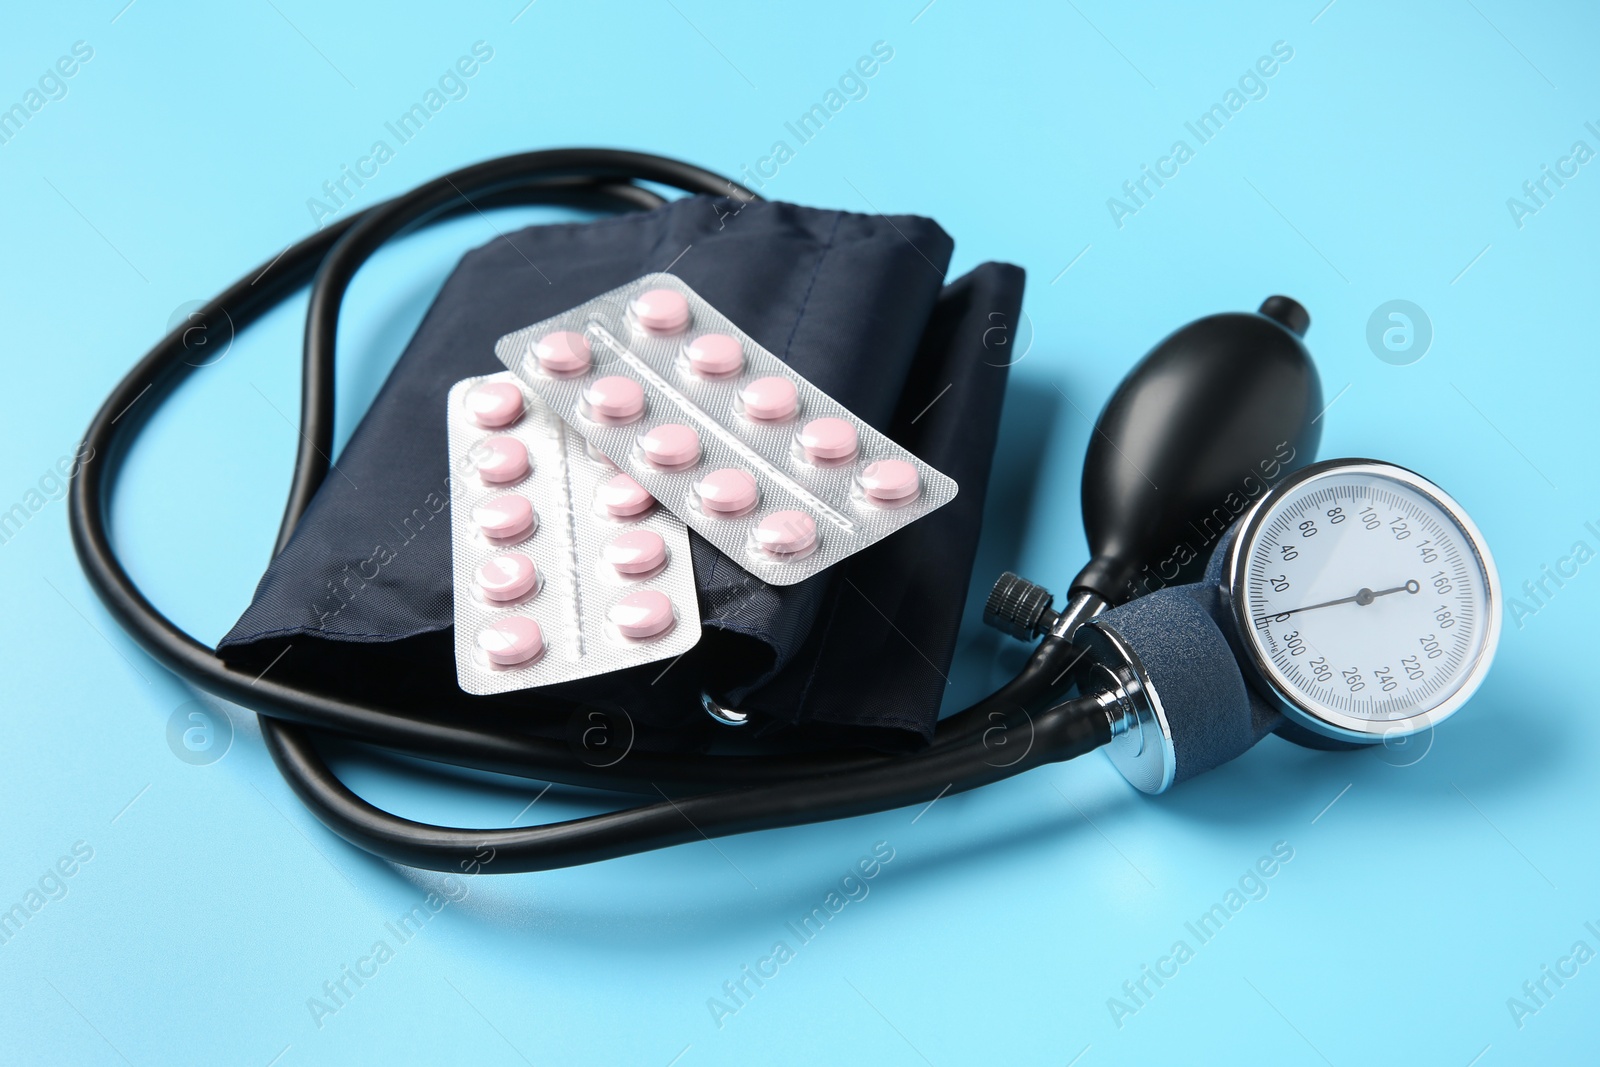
1226,459,1501,743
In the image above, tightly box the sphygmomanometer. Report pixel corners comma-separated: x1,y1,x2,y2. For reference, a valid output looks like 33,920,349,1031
68,149,1500,873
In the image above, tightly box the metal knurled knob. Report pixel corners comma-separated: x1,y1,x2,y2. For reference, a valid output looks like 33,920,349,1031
983,572,1059,641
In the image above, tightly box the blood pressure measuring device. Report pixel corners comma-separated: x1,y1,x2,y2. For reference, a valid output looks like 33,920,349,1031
69,150,1501,873
982,294,1499,795
1007,458,1500,795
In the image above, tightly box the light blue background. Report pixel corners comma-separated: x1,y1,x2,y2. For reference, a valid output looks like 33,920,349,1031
2,1,1596,1064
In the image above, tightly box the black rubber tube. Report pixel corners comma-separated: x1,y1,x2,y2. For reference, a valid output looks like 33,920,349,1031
268,692,1110,872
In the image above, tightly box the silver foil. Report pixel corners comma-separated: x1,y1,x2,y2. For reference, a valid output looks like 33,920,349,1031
493,273,959,586
447,372,701,695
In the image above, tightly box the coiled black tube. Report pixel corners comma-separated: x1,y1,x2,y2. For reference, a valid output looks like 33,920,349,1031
68,148,1109,872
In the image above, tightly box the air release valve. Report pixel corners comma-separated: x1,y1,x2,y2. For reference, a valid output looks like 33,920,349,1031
983,572,1060,641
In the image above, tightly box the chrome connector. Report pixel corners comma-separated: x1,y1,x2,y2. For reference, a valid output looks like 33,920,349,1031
1075,621,1177,795
1097,679,1137,739
700,691,750,727
1047,590,1108,642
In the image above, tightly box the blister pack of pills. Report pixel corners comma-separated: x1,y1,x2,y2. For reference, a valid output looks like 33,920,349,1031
446,371,701,695
493,273,959,586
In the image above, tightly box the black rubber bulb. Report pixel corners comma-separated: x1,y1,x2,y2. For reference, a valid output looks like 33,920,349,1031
1072,296,1322,604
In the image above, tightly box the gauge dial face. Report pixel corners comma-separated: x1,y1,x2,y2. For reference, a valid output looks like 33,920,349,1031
1229,461,1500,741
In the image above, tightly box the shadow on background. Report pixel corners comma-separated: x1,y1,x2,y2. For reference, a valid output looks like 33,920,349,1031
948,374,1074,709
309,732,1114,952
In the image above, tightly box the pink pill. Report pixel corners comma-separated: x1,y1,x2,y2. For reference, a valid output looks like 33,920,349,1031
740,376,799,421
860,459,921,504
465,382,524,428
638,423,701,470
604,530,668,576
597,473,655,518
632,288,690,334
584,375,646,422
696,468,759,515
532,330,591,375
477,616,545,666
797,417,858,462
475,435,530,484
686,333,744,377
755,510,818,557
608,589,675,639
476,553,539,602
473,494,537,539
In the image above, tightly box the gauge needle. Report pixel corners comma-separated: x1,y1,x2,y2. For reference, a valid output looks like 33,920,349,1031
1264,579,1420,619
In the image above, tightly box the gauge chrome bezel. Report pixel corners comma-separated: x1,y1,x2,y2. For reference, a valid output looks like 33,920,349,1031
1223,459,1502,744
